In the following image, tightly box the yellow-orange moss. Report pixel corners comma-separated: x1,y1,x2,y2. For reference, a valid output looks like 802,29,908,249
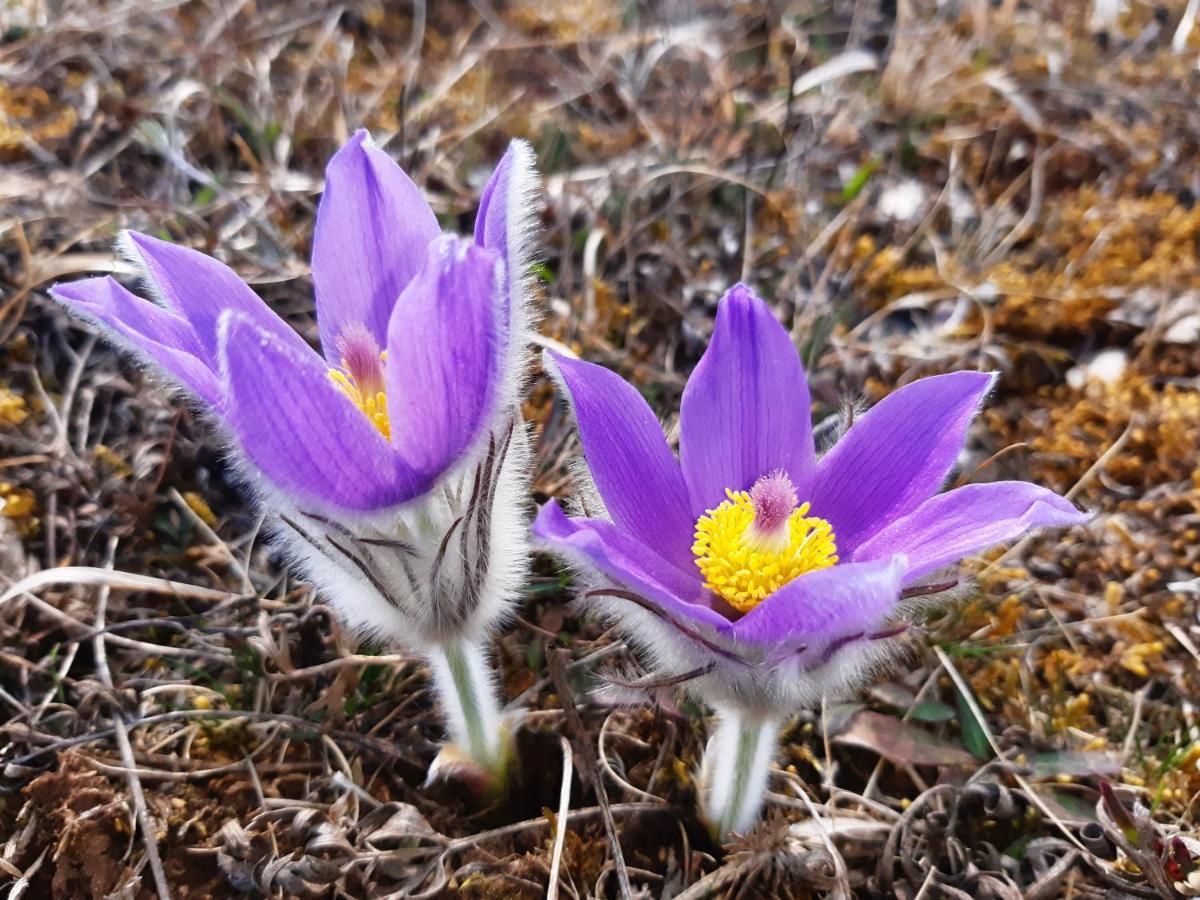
0,387,28,426
984,375,1200,497
0,84,77,155
852,187,1200,341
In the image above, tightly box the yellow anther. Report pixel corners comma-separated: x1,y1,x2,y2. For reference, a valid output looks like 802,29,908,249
328,365,391,439
692,488,838,613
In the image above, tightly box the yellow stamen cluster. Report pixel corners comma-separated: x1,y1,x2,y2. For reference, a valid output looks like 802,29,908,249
692,489,839,613
328,355,390,439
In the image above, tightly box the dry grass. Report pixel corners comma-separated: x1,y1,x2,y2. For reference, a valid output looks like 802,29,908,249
2,0,1200,896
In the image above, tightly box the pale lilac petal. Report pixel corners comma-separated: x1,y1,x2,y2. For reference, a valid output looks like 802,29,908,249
679,285,815,516
475,139,538,382
853,481,1088,581
219,311,421,511
544,350,695,568
53,276,200,354
730,556,907,647
475,140,536,282
812,371,996,554
385,236,505,480
313,130,440,359
123,231,308,364
51,277,220,405
474,154,506,250
533,500,728,631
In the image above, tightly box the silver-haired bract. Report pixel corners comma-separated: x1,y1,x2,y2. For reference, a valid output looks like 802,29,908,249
534,284,1087,837
51,131,542,783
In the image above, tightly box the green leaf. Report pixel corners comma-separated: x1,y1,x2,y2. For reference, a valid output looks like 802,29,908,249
1003,833,1035,861
524,579,568,598
1031,785,1100,824
840,159,879,203
526,638,545,674
910,700,958,723
953,682,992,760
530,261,555,285
941,640,1013,658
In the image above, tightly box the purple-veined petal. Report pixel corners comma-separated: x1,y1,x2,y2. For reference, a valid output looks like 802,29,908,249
475,140,537,302
812,371,996,554
123,231,308,364
533,500,729,632
312,130,440,359
475,140,539,400
544,349,696,568
852,481,1088,581
385,236,505,480
475,141,534,265
473,150,507,252
730,556,907,647
679,285,815,516
219,310,422,511
52,276,202,356
51,277,221,405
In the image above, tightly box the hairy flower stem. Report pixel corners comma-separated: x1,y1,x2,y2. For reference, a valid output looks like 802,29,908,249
428,637,506,780
701,706,782,840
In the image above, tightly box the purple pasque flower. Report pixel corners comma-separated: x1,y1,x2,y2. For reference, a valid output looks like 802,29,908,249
534,283,1087,710
50,131,541,656
535,282,1086,834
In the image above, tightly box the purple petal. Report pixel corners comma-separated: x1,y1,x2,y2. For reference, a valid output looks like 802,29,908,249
313,130,440,360
123,231,308,364
475,140,538,384
219,311,422,511
51,277,221,405
385,236,505,480
852,481,1088,581
474,153,505,249
730,556,907,647
812,371,996,554
544,350,696,569
475,140,536,282
533,500,728,631
679,285,815,516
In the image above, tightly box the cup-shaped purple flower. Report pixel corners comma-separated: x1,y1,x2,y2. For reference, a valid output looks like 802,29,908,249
533,284,1087,838
51,131,542,784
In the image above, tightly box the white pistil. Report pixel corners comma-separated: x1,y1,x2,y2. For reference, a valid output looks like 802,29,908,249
747,470,798,552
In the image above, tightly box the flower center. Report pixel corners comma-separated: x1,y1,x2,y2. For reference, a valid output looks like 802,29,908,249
327,323,390,439
692,471,838,614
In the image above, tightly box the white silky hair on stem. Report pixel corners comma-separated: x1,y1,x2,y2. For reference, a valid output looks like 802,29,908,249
701,706,783,840
427,636,506,775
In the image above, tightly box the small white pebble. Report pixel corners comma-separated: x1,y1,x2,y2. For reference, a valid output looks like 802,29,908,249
1066,349,1127,388
879,180,926,223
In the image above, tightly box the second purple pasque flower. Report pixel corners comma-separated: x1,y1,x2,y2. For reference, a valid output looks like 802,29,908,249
534,284,1087,836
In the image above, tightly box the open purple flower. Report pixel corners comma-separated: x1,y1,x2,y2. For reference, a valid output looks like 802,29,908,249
533,284,1086,836
51,131,542,782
